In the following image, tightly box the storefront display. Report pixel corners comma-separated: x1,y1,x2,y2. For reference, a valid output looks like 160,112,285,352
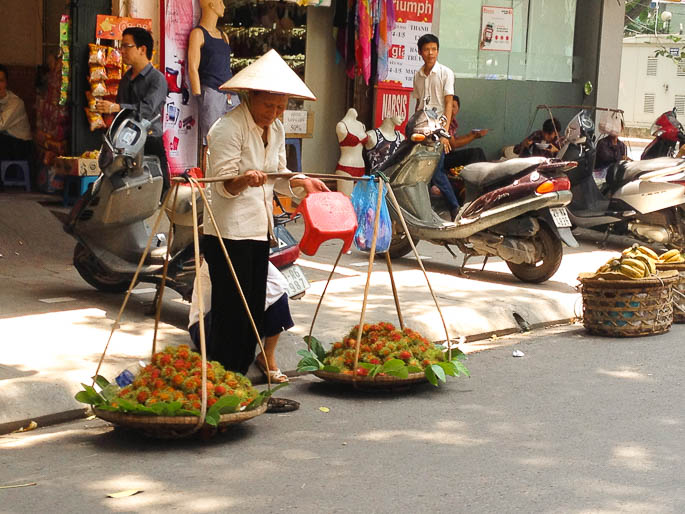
220,2,307,79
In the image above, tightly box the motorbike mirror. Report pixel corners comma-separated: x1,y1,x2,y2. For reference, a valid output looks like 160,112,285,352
410,133,426,142
583,81,593,96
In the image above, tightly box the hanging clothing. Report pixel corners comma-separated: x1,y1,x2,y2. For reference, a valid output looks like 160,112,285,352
335,163,366,178
366,128,402,171
197,26,233,92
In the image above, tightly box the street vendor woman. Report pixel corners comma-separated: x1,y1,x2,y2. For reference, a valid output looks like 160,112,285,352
204,50,328,375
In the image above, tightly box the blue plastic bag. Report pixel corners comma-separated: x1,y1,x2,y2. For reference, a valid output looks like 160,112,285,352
351,178,392,253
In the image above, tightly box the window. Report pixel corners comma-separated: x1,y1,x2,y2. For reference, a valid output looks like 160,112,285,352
647,57,658,76
644,93,655,114
677,62,685,77
438,0,576,83
675,95,685,118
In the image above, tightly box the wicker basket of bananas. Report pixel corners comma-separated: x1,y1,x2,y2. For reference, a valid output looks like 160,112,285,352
655,248,685,323
578,245,679,337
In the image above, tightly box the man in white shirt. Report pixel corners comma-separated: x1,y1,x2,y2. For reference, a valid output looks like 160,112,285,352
0,64,32,161
411,35,460,219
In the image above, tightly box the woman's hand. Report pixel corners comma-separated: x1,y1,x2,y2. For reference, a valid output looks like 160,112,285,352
244,169,268,187
290,177,330,195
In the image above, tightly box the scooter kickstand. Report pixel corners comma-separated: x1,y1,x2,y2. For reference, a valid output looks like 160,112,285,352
481,256,489,272
598,225,612,249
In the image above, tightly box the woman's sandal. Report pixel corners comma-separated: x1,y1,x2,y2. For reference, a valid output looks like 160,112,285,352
267,397,300,413
255,359,289,383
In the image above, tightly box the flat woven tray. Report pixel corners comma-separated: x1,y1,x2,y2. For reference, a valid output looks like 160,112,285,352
578,271,678,337
656,262,685,323
93,403,267,439
313,370,427,389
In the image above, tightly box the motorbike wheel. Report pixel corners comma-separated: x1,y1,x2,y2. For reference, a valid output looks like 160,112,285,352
73,243,133,293
387,226,419,259
505,223,562,283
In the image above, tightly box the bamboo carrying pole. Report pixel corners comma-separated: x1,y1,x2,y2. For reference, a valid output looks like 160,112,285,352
92,175,276,435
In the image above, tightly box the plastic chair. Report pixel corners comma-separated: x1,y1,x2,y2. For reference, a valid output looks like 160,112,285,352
295,192,358,256
63,175,98,206
285,138,302,172
1,160,31,191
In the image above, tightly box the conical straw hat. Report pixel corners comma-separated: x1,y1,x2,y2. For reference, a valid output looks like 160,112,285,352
220,49,316,101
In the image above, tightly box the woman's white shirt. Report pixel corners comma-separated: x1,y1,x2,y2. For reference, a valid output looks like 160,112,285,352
205,102,303,241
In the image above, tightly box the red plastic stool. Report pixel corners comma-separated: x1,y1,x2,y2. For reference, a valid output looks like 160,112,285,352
295,192,358,255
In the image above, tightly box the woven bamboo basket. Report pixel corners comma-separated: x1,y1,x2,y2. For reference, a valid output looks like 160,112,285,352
93,403,267,439
655,262,685,323
578,271,679,337
313,370,427,390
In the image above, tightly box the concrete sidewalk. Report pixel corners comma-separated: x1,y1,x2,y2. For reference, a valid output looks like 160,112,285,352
0,195,620,434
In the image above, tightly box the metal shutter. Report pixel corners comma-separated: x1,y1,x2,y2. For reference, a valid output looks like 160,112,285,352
675,96,685,118
647,57,658,76
644,93,655,114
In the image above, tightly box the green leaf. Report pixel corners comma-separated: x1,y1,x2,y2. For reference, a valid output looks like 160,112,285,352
298,365,320,372
306,336,327,362
74,391,94,404
100,384,121,402
297,349,315,359
79,384,104,405
386,366,409,379
430,364,447,383
437,361,457,377
296,356,322,372
213,395,242,414
424,366,438,387
407,365,422,374
382,359,405,372
93,375,110,389
359,363,375,370
322,365,341,373
205,411,220,427
452,360,471,377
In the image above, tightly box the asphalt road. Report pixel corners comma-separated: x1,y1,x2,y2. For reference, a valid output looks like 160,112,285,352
1,324,683,514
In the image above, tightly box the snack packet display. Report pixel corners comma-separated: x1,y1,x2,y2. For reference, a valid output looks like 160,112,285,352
89,65,108,82
106,82,119,97
106,66,122,81
88,44,107,65
106,47,122,68
90,81,107,97
85,108,106,131
85,91,97,110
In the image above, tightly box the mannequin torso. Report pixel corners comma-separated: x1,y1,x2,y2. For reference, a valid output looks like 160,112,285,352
335,108,367,196
364,115,405,172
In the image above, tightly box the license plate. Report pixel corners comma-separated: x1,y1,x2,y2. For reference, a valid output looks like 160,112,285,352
549,207,572,228
281,264,310,299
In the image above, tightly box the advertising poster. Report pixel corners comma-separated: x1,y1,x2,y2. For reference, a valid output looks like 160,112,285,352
95,15,153,39
374,0,434,131
161,0,200,176
480,6,513,52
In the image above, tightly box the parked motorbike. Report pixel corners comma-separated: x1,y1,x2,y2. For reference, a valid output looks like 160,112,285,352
63,109,308,302
380,109,578,283
560,109,685,246
641,108,685,159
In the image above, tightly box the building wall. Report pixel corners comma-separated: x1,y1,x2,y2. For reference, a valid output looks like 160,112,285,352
301,6,347,174
437,0,605,159
619,36,685,128
0,0,43,66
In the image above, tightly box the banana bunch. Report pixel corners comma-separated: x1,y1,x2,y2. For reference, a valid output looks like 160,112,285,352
596,245,659,279
658,249,685,263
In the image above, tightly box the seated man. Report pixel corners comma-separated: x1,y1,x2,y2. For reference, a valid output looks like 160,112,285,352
444,96,488,169
595,132,627,170
514,118,562,158
0,64,33,187
430,96,488,217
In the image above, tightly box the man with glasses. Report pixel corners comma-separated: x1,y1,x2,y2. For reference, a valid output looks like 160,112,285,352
94,27,169,198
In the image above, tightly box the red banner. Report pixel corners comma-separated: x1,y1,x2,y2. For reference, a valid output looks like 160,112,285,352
95,15,153,40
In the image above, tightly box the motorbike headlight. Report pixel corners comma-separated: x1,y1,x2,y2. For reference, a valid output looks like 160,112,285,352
650,122,663,136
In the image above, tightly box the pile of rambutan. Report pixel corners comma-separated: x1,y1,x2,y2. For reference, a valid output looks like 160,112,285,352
115,344,258,411
323,322,445,376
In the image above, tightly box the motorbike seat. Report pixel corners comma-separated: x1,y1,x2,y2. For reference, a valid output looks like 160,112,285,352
616,157,685,183
460,157,546,189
